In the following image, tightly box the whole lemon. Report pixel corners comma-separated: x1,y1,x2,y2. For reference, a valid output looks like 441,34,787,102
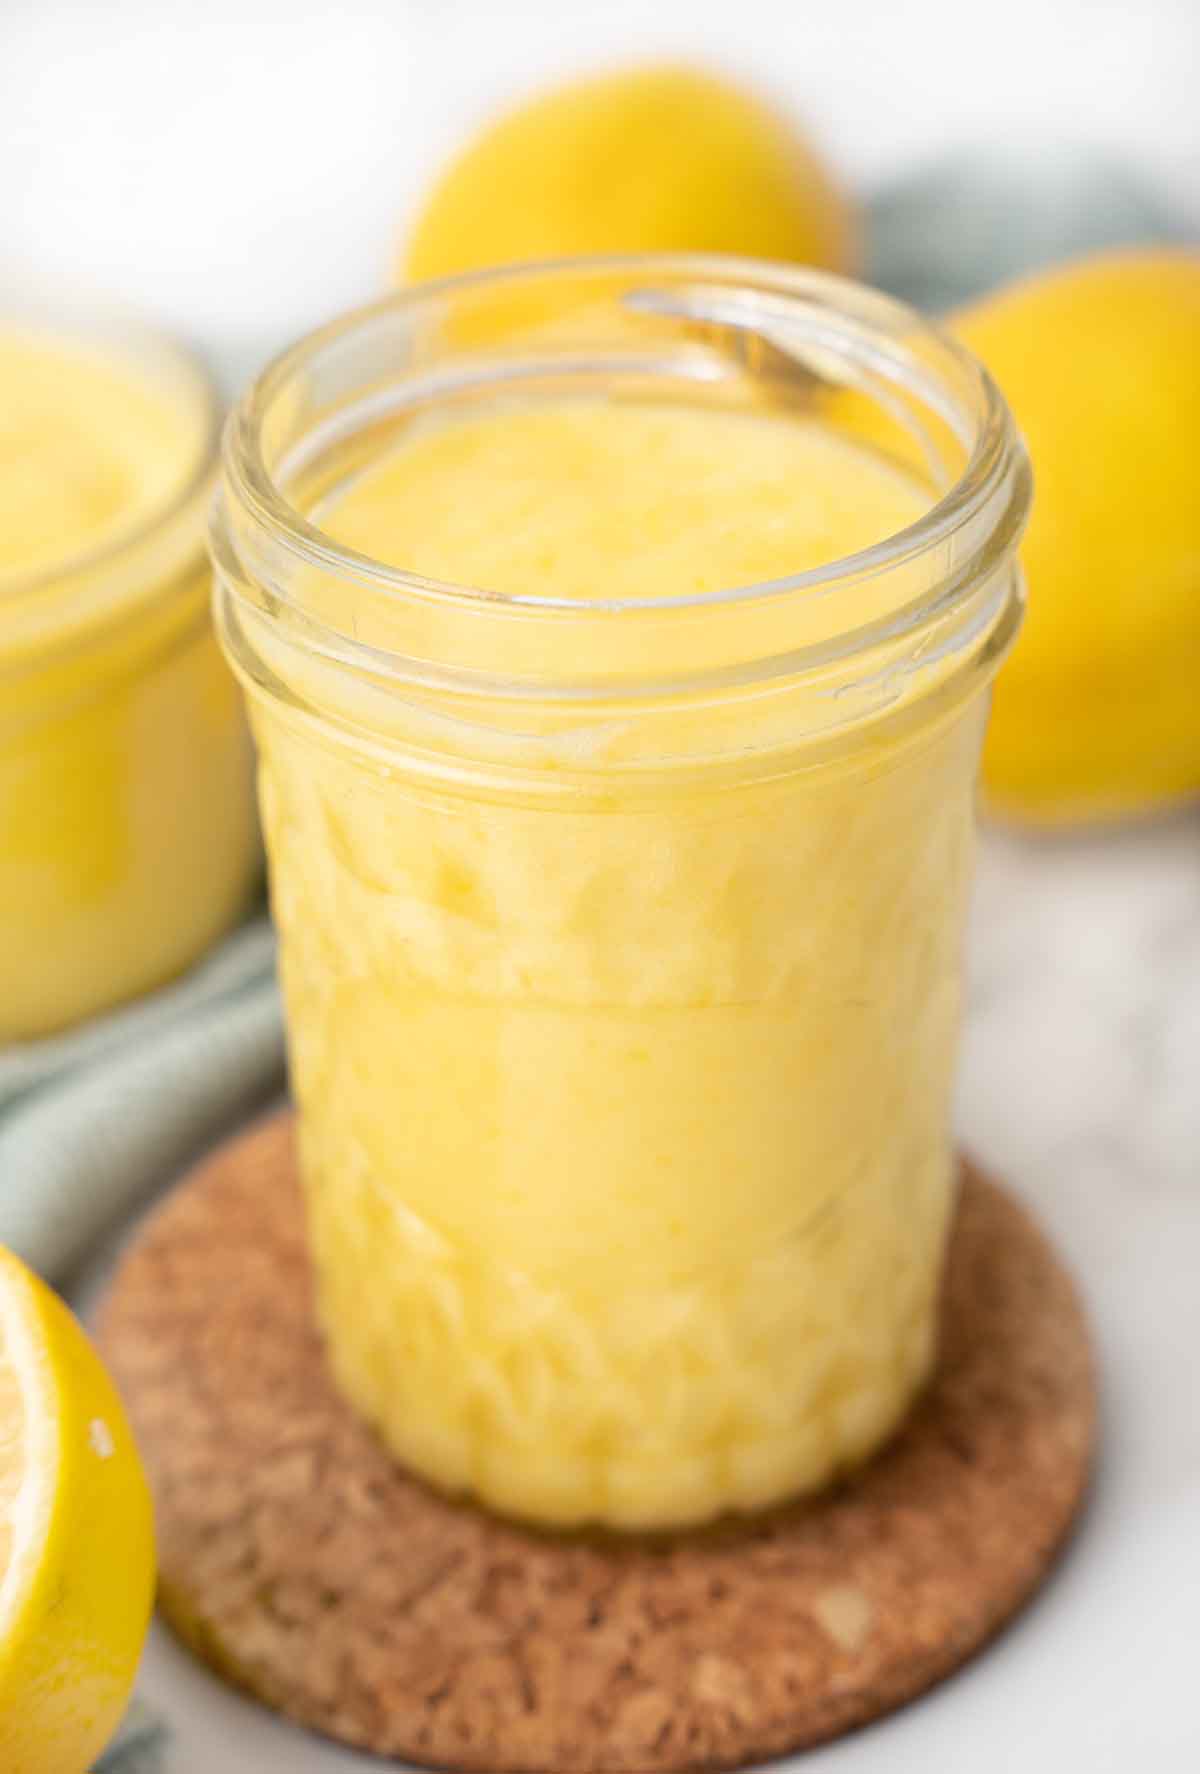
403,64,855,284
955,249,1200,824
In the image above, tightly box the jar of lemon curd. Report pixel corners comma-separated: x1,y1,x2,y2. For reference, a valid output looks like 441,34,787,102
213,260,1030,1530
1,310,258,1042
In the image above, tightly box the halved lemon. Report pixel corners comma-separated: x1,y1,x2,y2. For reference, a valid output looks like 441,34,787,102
0,1245,155,1774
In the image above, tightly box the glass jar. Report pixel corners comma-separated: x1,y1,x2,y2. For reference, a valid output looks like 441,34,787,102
1,311,259,1042
213,258,1030,1530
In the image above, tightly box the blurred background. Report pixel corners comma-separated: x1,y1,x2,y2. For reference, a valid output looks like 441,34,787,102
4,0,1198,368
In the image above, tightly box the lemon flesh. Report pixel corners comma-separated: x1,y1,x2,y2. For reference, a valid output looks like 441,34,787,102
0,1247,155,1774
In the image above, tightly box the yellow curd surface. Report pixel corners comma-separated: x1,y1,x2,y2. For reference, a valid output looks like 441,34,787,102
257,399,983,1528
0,330,257,1040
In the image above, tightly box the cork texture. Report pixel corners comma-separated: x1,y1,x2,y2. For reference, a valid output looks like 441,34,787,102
98,1113,1096,1773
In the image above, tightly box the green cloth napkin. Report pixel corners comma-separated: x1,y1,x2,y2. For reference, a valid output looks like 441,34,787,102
0,919,283,1282
866,141,1190,312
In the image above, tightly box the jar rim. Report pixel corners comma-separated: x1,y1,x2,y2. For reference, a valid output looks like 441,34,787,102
222,253,1027,631
0,302,220,608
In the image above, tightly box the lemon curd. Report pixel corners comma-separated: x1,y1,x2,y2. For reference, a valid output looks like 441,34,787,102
1,326,257,1040
215,264,1029,1529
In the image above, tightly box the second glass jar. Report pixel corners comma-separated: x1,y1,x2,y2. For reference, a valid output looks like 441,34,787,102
1,313,258,1041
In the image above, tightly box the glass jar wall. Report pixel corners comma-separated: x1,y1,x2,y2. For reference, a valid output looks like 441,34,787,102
1,314,258,1040
213,259,1030,1528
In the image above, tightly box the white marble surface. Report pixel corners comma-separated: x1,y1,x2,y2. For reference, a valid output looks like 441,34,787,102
92,811,1200,1772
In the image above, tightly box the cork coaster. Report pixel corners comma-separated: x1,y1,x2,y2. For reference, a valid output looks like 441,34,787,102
98,1113,1095,1774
